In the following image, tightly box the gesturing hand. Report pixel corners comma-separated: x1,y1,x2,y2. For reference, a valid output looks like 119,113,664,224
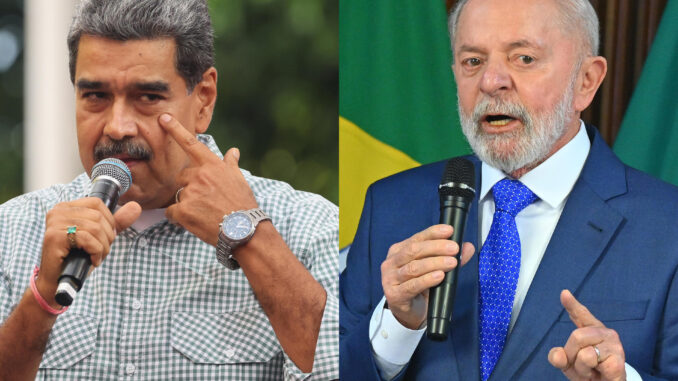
158,113,259,246
548,290,627,381
381,224,475,330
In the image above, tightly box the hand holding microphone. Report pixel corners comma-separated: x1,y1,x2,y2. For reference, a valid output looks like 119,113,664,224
380,158,476,332
34,159,141,308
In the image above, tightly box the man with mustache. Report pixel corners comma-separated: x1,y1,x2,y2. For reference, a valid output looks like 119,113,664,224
340,0,678,380
0,0,338,380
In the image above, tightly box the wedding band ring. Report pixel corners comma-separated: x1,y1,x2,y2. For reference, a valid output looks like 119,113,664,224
175,187,184,203
593,345,601,363
67,226,77,249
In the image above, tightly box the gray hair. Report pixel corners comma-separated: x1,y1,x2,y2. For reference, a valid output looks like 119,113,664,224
67,0,214,92
448,0,599,58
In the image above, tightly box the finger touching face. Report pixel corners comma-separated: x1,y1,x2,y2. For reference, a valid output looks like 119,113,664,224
74,35,216,209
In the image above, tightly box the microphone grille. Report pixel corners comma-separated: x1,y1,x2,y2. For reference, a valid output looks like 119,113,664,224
91,158,133,194
439,157,475,198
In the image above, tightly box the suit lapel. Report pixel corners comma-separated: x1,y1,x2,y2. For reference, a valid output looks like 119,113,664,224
490,126,628,380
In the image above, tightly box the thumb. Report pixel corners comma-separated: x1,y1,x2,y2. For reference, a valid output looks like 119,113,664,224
114,201,142,233
223,147,240,166
459,242,476,267
548,347,569,370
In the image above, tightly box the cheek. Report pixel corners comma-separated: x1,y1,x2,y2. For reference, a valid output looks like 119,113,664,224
523,88,560,115
453,75,479,114
75,112,103,158
457,89,477,115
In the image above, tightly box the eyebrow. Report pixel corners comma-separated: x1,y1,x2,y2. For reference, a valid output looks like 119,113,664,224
457,39,544,55
457,44,486,55
75,79,170,93
76,79,105,90
133,81,170,92
506,39,543,50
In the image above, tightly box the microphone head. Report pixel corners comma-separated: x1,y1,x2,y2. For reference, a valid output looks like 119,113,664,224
439,157,475,199
90,158,132,194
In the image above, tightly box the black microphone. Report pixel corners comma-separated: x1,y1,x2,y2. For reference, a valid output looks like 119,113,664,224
427,157,475,341
54,158,132,306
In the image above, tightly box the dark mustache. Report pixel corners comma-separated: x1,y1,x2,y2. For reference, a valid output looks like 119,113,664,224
94,138,153,162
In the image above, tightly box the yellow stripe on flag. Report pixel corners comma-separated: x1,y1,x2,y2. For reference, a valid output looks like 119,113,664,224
339,116,420,248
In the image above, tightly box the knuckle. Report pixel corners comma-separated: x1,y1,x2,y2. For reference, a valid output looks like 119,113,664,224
607,329,620,341
403,279,419,295
571,329,585,343
183,136,199,147
404,261,418,277
387,243,400,256
380,260,392,275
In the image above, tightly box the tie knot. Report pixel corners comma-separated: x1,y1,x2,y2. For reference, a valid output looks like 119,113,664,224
492,179,538,217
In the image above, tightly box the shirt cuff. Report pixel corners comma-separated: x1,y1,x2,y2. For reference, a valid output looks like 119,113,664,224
625,362,642,381
369,297,425,380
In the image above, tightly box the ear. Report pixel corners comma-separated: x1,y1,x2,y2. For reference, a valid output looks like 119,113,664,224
193,67,218,134
573,56,607,112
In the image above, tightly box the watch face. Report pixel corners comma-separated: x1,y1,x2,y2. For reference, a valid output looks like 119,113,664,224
223,212,253,241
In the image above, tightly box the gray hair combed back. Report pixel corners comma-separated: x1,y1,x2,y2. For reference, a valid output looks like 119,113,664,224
448,0,600,58
67,0,214,92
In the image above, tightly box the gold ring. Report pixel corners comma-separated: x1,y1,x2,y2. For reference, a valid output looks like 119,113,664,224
175,187,184,203
67,226,77,249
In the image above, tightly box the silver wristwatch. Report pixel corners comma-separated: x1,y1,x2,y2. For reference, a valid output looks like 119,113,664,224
216,208,271,270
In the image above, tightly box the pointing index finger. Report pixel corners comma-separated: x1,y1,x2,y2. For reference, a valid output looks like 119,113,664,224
560,289,604,328
159,113,214,164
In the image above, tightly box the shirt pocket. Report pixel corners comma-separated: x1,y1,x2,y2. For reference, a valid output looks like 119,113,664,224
170,309,281,364
39,312,98,369
557,300,648,322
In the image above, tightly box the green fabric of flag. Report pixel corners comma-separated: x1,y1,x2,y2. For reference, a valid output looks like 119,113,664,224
339,1,470,247
613,0,678,185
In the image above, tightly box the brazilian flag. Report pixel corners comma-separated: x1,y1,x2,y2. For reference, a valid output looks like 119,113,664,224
339,1,470,248
614,0,678,186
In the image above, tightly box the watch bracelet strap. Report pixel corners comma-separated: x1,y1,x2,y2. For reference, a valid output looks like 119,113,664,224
245,208,271,225
218,208,271,270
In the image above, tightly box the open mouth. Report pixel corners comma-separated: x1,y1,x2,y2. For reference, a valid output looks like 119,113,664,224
484,114,518,127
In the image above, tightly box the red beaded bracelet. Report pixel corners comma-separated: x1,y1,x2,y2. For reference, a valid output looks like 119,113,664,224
29,266,68,315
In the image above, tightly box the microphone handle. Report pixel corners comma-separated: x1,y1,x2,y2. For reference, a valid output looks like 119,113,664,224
54,179,120,306
427,195,471,341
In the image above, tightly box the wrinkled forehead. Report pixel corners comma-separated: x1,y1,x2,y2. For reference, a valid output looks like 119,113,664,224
455,0,570,52
74,35,182,91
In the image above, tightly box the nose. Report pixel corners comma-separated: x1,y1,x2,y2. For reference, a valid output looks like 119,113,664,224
479,57,513,96
103,99,138,140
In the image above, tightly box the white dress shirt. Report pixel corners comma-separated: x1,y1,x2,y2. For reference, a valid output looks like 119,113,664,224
369,122,642,380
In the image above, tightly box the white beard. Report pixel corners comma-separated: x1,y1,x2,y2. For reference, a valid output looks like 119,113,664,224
458,77,576,175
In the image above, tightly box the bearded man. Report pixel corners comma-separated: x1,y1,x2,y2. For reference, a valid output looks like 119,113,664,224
339,0,678,380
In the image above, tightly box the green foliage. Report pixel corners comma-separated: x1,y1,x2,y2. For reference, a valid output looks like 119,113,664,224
209,0,338,204
0,0,338,204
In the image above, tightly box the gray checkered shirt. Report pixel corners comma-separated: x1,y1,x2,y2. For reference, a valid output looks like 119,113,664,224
0,135,339,380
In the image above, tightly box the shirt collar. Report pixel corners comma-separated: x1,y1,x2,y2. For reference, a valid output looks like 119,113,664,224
479,120,591,209
131,208,167,231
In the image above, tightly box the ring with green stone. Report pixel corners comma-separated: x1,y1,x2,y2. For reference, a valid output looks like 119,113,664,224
67,226,77,249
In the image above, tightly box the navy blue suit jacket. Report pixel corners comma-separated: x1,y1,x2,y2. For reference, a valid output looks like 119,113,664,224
340,125,678,380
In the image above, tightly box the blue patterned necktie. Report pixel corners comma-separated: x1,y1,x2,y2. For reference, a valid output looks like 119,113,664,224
479,179,538,381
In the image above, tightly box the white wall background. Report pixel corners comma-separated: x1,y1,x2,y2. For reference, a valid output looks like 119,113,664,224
24,0,81,192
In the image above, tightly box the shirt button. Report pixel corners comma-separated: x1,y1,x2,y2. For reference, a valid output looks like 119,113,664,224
132,299,142,310
125,363,136,375
381,330,389,339
225,347,235,358
138,237,148,247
